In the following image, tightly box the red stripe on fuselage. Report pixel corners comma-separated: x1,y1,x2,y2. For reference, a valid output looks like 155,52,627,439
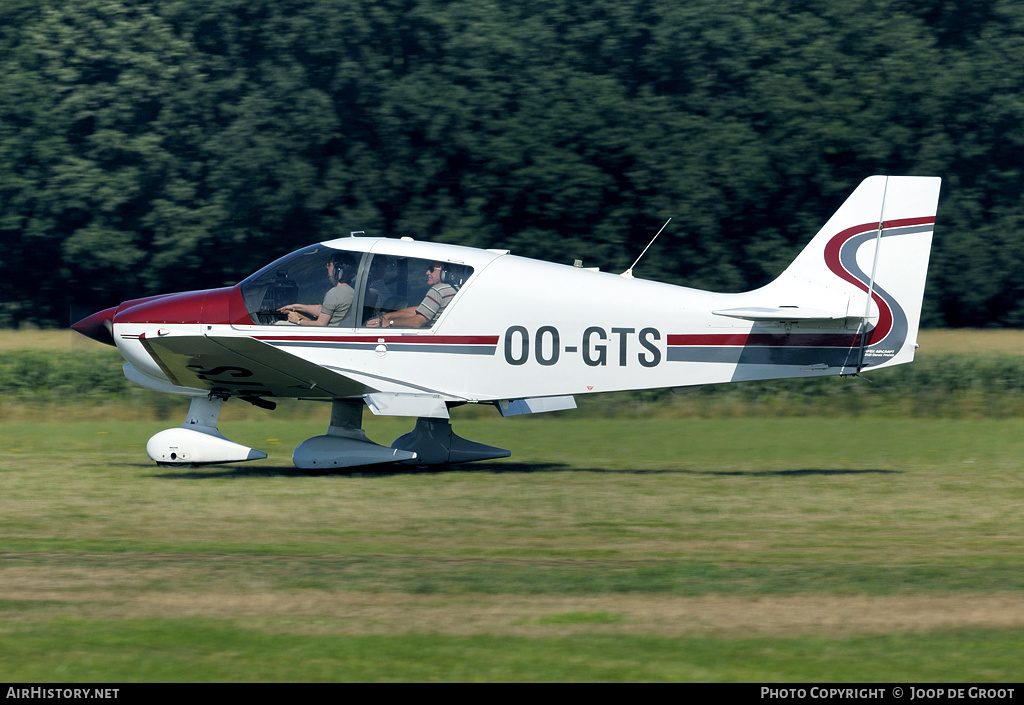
667,333,864,348
254,334,500,346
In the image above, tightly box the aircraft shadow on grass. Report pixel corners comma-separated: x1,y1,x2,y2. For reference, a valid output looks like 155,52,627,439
145,462,901,480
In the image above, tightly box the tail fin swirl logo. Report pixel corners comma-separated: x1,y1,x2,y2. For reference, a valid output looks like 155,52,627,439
824,217,936,365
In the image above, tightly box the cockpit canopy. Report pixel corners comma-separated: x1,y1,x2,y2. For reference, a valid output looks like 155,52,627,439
239,244,474,327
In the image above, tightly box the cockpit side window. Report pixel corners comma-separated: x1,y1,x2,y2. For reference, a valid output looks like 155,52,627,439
359,255,405,323
358,256,474,328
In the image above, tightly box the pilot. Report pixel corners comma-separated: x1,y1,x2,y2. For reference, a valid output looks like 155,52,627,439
367,262,456,328
278,254,355,326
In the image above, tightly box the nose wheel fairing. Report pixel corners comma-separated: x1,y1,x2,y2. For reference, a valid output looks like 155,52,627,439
146,396,268,466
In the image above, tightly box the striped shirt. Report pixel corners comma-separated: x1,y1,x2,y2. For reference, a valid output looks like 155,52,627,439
416,283,457,324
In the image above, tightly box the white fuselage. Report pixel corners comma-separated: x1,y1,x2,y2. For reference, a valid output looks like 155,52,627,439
112,236,867,405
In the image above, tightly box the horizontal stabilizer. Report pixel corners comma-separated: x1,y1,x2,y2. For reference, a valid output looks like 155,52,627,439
139,332,375,399
712,306,860,322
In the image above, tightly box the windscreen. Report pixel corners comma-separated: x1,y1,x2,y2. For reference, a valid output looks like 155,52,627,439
238,245,360,325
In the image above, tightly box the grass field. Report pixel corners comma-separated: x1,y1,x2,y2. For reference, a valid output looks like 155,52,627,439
2,414,1024,681
1,329,1023,681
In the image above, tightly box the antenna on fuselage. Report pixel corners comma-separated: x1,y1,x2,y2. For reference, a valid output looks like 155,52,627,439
621,218,672,278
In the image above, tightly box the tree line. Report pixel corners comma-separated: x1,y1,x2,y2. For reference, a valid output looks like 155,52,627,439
2,0,1023,327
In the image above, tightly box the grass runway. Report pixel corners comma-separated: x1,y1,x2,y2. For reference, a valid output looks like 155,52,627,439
2,412,1023,681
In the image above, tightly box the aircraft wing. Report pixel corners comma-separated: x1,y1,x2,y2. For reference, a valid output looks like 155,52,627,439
139,333,376,399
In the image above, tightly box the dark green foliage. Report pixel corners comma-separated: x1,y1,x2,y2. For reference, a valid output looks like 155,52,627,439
0,349,129,402
2,0,1023,325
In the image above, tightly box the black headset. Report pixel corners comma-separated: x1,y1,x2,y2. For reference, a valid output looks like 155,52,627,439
329,255,354,285
437,263,469,288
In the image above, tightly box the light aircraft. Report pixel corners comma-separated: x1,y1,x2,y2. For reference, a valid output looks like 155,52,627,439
73,175,941,469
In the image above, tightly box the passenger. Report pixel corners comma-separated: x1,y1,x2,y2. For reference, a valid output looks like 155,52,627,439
278,254,355,326
367,262,456,328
